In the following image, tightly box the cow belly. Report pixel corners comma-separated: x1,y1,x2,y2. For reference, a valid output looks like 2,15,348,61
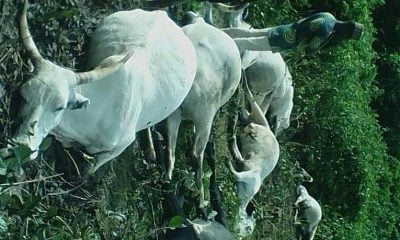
56,9,196,154
88,9,196,131
245,51,286,95
179,21,241,120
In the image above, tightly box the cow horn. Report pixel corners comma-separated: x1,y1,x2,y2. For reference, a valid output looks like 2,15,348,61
75,51,134,85
19,0,43,64
213,3,250,12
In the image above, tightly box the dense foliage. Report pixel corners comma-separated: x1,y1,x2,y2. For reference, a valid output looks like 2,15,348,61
248,0,400,239
0,0,399,239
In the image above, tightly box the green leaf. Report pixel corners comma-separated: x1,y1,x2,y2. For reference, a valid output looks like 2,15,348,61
0,215,8,233
43,9,78,20
0,148,13,159
184,178,195,189
168,215,185,228
204,169,212,178
0,193,12,207
21,195,41,218
13,144,33,162
46,206,58,219
0,160,7,176
53,232,68,240
4,157,17,170
39,137,52,151
8,195,23,215
35,227,46,240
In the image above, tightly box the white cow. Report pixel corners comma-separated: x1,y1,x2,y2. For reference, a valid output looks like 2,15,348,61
14,1,196,173
166,12,241,210
228,80,279,237
214,3,294,134
294,185,322,240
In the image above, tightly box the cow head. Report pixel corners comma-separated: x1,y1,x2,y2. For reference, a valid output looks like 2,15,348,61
294,162,314,183
236,208,255,237
13,1,131,158
181,11,201,26
232,166,259,237
212,3,251,28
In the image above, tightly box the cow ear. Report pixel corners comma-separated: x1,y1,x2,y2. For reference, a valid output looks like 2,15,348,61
67,92,90,110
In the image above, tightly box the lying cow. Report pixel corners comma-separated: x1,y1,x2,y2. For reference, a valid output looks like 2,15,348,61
294,185,322,240
13,1,196,173
228,79,279,237
152,132,233,240
213,3,294,135
165,12,241,211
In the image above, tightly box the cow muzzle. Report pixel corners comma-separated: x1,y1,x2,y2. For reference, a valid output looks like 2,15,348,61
236,209,255,237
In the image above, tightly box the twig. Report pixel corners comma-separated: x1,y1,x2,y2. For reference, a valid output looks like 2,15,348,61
0,48,12,63
46,181,87,197
0,173,63,187
55,216,74,234
148,225,185,237
68,194,88,201
41,157,76,187
148,195,159,240
65,149,81,177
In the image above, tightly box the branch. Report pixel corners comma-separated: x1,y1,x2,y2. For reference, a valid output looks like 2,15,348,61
0,173,63,187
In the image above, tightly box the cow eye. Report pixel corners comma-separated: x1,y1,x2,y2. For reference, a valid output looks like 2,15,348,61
55,106,65,112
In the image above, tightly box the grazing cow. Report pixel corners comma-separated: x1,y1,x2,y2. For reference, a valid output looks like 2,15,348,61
227,79,279,237
13,1,196,173
165,12,241,211
294,185,322,240
152,132,233,240
214,3,294,134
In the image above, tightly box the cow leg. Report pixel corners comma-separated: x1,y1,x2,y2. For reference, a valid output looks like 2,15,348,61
206,142,228,227
268,115,279,135
260,91,275,115
193,115,214,213
244,78,270,127
145,128,156,162
137,128,156,163
294,207,299,224
295,224,303,240
308,225,318,240
166,111,182,180
228,135,245,163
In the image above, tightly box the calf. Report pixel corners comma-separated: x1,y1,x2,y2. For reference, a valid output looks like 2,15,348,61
294,185,322,240
228,79,279,237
